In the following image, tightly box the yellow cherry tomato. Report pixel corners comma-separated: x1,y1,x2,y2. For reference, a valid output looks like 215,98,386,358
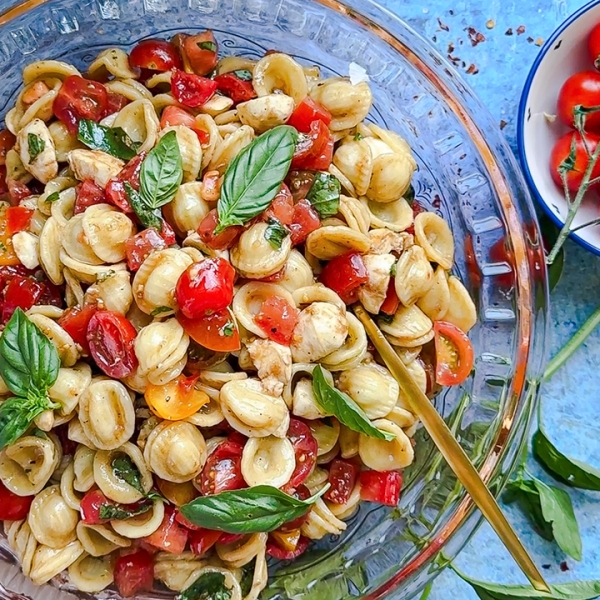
270,529,302,552
145,375,209,421
156,478,199,506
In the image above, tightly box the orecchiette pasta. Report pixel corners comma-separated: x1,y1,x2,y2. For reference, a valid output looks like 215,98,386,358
241,436,295,488
28,485,79,549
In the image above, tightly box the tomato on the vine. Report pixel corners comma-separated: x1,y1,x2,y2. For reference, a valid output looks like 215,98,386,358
53,75,109,134
433,320,475,386
178,309,241,353
557,70,600,132
549,131,600,192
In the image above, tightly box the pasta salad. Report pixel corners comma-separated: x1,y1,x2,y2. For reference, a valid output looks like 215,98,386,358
0,30,477,600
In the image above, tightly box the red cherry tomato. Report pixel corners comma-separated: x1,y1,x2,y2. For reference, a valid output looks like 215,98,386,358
549,131,600,192
176,258,235,319
113,549,154,598
319,252,368,304
0,130,16,166
287,97,332,133
178,309,241,353
279,484,312,532
287,419,318,488
291,119,334,170
87,311,138,378
287,171,316,202
160,106,210,144
2,276,44,323
254,296,299,345
142,506,189,554
74,180,107,215
180,31,219,76
267,534,310,560
172,70,218,108
557,70,600,132
106,92,129,116
80,490,111,525
379,280,400,316
125,228,167,272
7,179,32,205
214,71,257,105
53,75,109,134
359,470,402,506
264,184,294,225
590,23,600,70
197,439,246,495
105,152,145,213
289,199,320,245
58,304,97,354
0,480,34,520
188,527,223,556
325,459,359,505
197,209,243,250
6,206,33,235
129,39,182,72
433,320,475,386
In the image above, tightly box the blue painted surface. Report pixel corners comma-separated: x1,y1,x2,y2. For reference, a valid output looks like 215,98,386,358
375,0,600,597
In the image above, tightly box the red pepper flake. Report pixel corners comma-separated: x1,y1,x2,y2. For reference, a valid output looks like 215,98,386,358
448,42,455,53
466,63,479,75
437,17,450,32
505,28,514,35
517,25,526,35
500,120,508,130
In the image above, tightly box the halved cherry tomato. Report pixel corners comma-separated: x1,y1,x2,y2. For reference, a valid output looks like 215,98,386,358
58,304,97,354
287,170,315,202
145,374,210,421
180,31,219,76
0,216,21,266
0,480,33,520
157,480,198,507
254,296,299,345
287,97,332,133
291,119,334,171
2,276,44,323
6,206,33,235
289,199,320,245
325,459,359,505
550,131,600,192
53,75,109,134
0,130,16,166
176,258,235,319
87,311,138,378
264,184,294,225
280,484,312,532
125,228,167,272
197,439,246,495
113,550,154,598
172,70,218,108
380,280,400,316
219,533,245,545
80,490,111,525
267,534,309,560
174,510,203,531
178,309,241,353
105,152,145,213
590,22,600,70
214,71,257,105
74,180,106,215
129,39,182,72
433,320,474,386
557,70,600,132
7,179,32,205
359,470,402,506
142,507,189,554
106,92,129,115
160,106,210,144
188,527,223,556
197,209,243,250
287,419,318,488
319,251,368,304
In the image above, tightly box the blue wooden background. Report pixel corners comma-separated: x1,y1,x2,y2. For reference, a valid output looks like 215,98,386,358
375,0,600,597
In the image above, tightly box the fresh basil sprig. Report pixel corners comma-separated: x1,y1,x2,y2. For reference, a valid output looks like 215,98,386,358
312,365,395,441
179,484,328,533
27,133,45,162
264,217,289,250
216,126,298,233
177,571,232,600
306,172,341,218
0,396,59,450
77,119,139,161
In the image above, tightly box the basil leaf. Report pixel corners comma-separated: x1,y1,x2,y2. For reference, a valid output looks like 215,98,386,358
306,172,340,218
27,133,45,162
77,119,138,161
126,183,163,230
312,365,395,441
99,502,153,521
0,397,46,449
0,308,60,398
533,428,600,490
178,571,232,600
45,191,60,203
504,479,553,541
197,41,217,53
179,484,328,533
220,319,235,337
140,130,183,209
112,455,146,495
233,69,253,82
217,126,298,232
150,306,172,317
264,217,289,250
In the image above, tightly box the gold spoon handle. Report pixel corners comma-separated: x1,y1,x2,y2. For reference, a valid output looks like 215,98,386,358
352,305,550,593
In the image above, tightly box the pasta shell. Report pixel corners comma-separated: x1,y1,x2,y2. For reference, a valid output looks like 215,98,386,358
394,245,434,307
214,109,240,126
112,99,160,154
76,522,130,557
195,114,221,170
308,419,340,456
155,553,207,592
62,214,104,266
301,498,346,539
417,266,451,321
171,182,210,233
59,249,127,284
357,253,395,314
160,125,202,182
111,500,165,539
386,405,418,430
81,204,136,263
328,163,356,197
216,533,267,570
333,140,373,196
337,194,371,235
85,269,133,315
28,485,78,549
50,186,76,226
339,425,359,459
321,312,368,371
29,541,84,585
181,566,242,600
305,225,370,260
253,54,308,104
60,461,83,510
367,152,415,203
23,60,80,85
277,249,315,293
310,78,372,131
379,304,433,347
284,363,333,418
28,313,80,366
217,56,257,75
237,94,295,133
72,445,96,493
241,436,295,488
364,197,413,232
414,212,455,270
105,78,153,102
201,94,235,117
6,148,32,182
88,48,138,80
444,275,477,333
358,419,414,471
49,362,92,416
68,554,114,593
208,125,255,174
6,520,38,577
186,395,224,428
48,121,81,162
292,284,345,313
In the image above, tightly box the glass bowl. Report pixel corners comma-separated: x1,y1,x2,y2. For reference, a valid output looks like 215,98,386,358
0,0,548,599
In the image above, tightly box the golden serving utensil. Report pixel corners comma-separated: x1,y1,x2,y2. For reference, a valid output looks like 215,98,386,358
352,305,551,593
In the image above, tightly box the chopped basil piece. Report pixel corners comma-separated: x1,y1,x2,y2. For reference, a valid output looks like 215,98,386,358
306,172,341,218
45,191,60,203
220,320,235,337
98,502,153,521
151,306,172,317
264,217,289,250
197,41,217,53
233,69,253,81
27,133,45,162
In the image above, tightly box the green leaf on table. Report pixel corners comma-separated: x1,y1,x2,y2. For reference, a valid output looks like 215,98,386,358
126,183,163,231
27,133,45,162
538,214,564,292
264,217,289,250
312,365,395,441
504,478,553,541
533,428,600,490
306,171,341,218
77,119,138,161
177,571,232,600
216,126,297,232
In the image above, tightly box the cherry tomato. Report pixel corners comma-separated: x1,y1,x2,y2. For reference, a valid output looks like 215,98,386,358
214,71,257,105
125,228,167,272
160,106,209,144
557,70,600,132
2,276,44,323
145,374,210,421
325,459,359,505
319,251,368,304
180,31,219,76
287,419,318,488
264,184,294,225
0,130,16,166
197,438,246,495
0,480,33,520
464,233,482,289
80,490,112,525
254,296,299,345
380,279,400,316
359,470,402,506
291,119,334,170
58,304,97,354
129,39,182,72
6,206,33,235
105,152,145,213
197,209,243,250
53,75,109,134
287,97,332,133
178,309,241,353
87,311,138,378
7,179,32,205
549,131,600,192
188,527,223,556
433,320,475,386
287,170,316,202
267,534,310,560
172,69,218,108
176,258,236,319
113,549,154,598
279,484,312,532
74,180,106,215
0,215,21,266
271,528,302,552
142,506,189,554
106,92,129,115
590,23,600,71
289,199,320,245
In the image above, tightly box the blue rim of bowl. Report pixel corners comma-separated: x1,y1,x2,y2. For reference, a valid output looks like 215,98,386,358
517,0,600,256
